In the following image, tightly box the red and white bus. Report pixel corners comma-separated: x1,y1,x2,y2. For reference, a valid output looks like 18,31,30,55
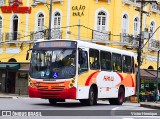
26,39,136,105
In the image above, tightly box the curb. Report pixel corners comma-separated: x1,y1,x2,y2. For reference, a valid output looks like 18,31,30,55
0,95,29,99
140,103,160,109
0,96,13,99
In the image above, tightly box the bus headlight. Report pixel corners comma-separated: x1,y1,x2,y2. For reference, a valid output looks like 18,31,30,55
28,78,34,87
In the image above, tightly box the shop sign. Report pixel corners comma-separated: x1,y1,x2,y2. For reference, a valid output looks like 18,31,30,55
1,6,31,14
141,84,144,89
145,82,149,87
1,0,31,14
72,5,85,17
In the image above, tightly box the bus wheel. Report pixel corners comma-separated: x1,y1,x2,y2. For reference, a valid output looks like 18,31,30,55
109,87,124,105
117,87,124,105
48,99,57,105
86,87,97,106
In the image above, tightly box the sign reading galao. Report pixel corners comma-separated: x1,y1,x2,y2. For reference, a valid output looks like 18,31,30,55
1,0,31,14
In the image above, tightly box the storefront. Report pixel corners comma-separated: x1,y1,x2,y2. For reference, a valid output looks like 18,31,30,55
0,63,29,95
139,69,160,101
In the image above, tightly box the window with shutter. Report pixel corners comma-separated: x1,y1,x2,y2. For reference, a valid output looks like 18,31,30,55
53,12,61,28
97,11,106,31
134,17,139,36
37,13,44,31
122,14,128,33
150,21,155,38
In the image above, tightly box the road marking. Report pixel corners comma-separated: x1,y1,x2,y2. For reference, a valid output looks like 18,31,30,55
112,107,119,110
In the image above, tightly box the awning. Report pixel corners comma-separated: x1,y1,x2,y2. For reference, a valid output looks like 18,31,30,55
0,63,20,70
18,64,30,71
146,70,160,79
140,69,156,79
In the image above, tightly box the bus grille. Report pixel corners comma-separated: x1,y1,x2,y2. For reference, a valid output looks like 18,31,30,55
36,82,65,91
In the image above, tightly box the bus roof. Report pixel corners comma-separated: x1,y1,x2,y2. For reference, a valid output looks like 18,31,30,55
35,39,135,56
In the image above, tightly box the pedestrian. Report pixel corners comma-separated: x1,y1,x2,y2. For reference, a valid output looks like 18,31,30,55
156,88,159,103
153,87,159,103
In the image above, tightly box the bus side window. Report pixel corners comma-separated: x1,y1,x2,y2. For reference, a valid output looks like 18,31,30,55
132,57,135,73
122,55,132,73
112,53,122,72
89,49,100,70
78,49,88,74
100,51,111,71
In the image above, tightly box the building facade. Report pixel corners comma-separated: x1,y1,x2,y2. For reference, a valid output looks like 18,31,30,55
0,0,160,94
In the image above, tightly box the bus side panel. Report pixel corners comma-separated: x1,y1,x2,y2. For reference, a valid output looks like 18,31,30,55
116,73,136,97
125,87,135,97
77,86,90,99
98,87,119,98
77,70,136,99
96,71,121,98
77,70,98,99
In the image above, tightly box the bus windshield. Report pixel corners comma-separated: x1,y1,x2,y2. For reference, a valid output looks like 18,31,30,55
29,49,76,80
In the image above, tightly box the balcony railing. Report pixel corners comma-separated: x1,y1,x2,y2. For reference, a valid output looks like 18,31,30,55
0,33,3,44
133,0,141,7
121,33,141,48
5,32,21,42
30,29,62,40
92,31,110,43
148,39,157,50
51,29,62,39
32,0,63,4
9,0,22,6
123,0,134,5
150,3,160,13
121,33,132,44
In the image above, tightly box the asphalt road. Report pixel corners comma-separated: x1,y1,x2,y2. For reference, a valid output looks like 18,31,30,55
0,98,159,119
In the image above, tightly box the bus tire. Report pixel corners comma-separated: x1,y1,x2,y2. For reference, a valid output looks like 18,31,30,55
109,87,124,105
117,87,125,105
79,99,87,105
86,87,97,106
48,99,57,105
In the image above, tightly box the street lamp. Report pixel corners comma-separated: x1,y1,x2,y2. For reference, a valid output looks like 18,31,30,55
32,0,53,40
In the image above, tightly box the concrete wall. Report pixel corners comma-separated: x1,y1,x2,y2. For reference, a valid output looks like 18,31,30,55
15,72,28,95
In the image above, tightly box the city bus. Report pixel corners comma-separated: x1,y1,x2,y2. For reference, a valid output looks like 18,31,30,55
26,39,136,106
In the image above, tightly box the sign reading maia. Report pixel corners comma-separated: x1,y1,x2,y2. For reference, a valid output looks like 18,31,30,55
1,0,31,14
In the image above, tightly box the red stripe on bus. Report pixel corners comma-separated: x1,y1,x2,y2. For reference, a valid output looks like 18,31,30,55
117,73,123,81
85,71,100,86
131,76,135,87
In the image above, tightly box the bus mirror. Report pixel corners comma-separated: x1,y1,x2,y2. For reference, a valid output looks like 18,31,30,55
26,52,29,60
26,49,32,60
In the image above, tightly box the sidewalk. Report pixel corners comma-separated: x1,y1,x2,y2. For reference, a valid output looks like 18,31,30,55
140,102,160,109
0,93,29,99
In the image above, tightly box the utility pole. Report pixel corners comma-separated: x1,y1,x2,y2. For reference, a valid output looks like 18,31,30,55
78,19,80,40
156,50,160,89
32,0,53,40
136,0,159,102
48,0,53,40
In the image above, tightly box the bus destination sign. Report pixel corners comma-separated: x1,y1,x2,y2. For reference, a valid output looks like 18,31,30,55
34,41,77,49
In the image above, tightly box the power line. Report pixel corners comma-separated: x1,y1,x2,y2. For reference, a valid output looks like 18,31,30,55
141,25,160,49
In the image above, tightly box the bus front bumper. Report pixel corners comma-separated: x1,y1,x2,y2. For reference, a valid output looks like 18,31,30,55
28,86,76,99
